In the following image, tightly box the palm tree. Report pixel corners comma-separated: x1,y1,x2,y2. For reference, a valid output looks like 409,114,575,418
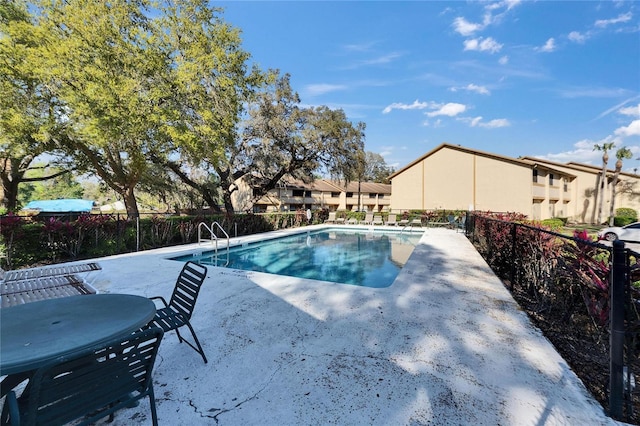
593,142,615,224
608,147,633,225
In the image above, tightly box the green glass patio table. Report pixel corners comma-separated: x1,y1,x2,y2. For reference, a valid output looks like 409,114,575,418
0,294,156,396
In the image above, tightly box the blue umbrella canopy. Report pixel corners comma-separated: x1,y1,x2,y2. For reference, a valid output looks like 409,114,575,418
22,199,95,213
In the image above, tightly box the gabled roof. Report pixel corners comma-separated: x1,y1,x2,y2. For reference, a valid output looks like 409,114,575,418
274,178,390,194
390,143,575,179
522,157,639,179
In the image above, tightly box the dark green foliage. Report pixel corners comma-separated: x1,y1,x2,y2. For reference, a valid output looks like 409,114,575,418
614,216,637,227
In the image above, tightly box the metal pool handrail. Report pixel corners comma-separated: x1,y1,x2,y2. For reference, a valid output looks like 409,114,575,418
197,222,230,259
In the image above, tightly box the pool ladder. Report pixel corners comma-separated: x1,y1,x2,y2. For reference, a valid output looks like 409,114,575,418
198,221,230,265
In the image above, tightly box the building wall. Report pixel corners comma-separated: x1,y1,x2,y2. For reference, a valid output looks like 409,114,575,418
391,144,640,223
392,146,533,216
526,159,640,224
232,178,391,213
390,162,425,210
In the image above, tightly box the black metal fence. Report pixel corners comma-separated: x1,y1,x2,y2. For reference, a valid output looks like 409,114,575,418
0,211,319,269
465,212,640,423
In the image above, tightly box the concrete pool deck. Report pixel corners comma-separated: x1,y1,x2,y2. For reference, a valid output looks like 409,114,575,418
79,226,618,425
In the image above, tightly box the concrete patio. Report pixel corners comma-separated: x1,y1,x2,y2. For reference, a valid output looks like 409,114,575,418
79,226,618,425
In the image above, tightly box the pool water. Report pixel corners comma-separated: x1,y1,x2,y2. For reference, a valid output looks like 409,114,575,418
172,229,423,288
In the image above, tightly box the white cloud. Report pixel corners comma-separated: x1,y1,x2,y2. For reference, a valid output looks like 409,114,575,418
426,103,467,117
482,0,521,26
538,140,603,164
568,31,588,43
595,12,632,28
537,38,556,53
382,100,430,114
619,104,640,117
481,118,511,128
614,120,640,137
469,116,483,127
452,17,483,36
463,37,503,53
498,55,509,65
467,83,490,95
304,84,348,96
462,116,510,128
451,83,490,95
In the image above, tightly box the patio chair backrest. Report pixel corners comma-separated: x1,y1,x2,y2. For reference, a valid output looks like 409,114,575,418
7,327,164,426
168,261,208,321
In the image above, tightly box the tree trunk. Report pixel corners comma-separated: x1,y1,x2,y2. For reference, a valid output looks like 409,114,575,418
0,157,23,212
596,152,609,224
122,186,140,219
609,160,623,226
591,174,600,224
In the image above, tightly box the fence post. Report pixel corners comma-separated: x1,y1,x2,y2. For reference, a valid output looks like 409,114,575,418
610,239,626,420
510,223,517,290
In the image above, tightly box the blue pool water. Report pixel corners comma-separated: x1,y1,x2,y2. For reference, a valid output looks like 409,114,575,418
172,229,423,288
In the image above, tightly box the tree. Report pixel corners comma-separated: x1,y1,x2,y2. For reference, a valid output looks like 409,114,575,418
362,152,394,184
228,73,365,213
18,164,83,205
593,142,615,224
608,147,633,225
148,0,265,213
32,0,183,219
0,0,71,211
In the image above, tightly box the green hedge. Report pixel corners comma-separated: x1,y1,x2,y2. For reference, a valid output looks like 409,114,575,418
614,216,637,227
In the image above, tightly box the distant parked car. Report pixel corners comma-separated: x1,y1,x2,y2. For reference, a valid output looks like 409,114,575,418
597,222,640,242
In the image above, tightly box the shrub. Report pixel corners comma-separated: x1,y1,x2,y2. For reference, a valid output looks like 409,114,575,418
614,216,636,227
540,218,564,230
616,207,637,219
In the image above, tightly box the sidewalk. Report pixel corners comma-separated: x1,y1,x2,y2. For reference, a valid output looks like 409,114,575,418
87,227,620,425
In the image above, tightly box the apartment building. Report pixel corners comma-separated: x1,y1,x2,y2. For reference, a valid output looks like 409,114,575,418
232,178,391,213
389,143,640,222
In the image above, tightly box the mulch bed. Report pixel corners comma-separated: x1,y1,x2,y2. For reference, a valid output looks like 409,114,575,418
506,282,640,425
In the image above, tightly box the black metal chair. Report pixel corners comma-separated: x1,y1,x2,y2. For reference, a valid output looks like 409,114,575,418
2,327,164,426
148,261,209,363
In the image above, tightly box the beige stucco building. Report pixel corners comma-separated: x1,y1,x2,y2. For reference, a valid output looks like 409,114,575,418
231,178,391,213
390,143,640,222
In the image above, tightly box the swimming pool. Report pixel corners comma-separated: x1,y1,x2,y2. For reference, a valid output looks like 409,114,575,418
172,228,423,288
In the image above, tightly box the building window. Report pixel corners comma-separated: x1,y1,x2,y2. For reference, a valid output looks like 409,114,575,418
331,192,340,197
563,179,568,192
549,173,554,186
379,194,385,199
369,193,376,199
305,190,311,197
346,192,354,198
533,169,538,183
292,189,304,197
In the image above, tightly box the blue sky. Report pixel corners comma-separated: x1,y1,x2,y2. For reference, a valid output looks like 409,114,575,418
217,1,640,172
